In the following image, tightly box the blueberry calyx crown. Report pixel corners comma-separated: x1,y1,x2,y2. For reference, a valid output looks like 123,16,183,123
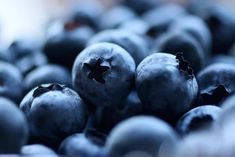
188,115,213,132
84,58,110,84
176,52,194,79
201,84,230,105
33,84,64,97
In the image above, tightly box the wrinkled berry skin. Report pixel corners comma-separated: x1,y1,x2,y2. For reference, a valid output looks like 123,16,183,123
20,84,87,149
24,64,72,93
59,131,105,157
105,116,178,157
136,53,198,124
43,26,95,69
155,30,206,73
72,43,135,107
88,29,149,65
176,105,221,136
0,97,28,154
0,61,23,103
21,144,56,156
169,15,212,55
197,63,235,105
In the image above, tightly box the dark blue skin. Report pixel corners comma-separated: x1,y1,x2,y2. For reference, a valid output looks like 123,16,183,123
88,29,149,65
24,64,72,93
21,144,56,156
176,105,221,136
197,63,235,105
59,130,106,157
99,6,136,30
19,83,87,149
120,0,163,15
209,55,235,66
90,90,143,134
142,4,187,39
169,15,212,56
43,26,95,69
63,1,104,31
136,53,198,124
72,43,135,108
155,30,206,73
189,2,235,54
105,116,178,157
0,61,23,103
0,97,28,154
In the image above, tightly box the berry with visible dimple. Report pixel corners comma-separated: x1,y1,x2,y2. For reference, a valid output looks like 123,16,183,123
20,83,87,149
176,105,221,135
72,42,135,108
197,63,235,105
136,53,198,124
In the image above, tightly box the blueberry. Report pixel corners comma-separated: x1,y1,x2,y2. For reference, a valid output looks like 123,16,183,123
197,63,235,105
99,6,136,30
0,61,23,103
72,43,135,108
120,0,163,15
190,3,235,54
142,4,187,39
43,26,95,69
19,83,87,148
155,30,206,73
24,64,72,93
63,1,104,31
176,105,221,136
21,144,56,156
169,15,212,55
105,116,178,157
0,97,28,154
0,46,13,62
91,90,143,134
59,129,106,157
136,53,198,124
88,29,149,65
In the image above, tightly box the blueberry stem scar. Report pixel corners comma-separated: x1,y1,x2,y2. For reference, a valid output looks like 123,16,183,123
84,58,110,84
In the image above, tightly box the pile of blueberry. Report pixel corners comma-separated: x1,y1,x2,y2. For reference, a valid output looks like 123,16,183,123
1,0,235,156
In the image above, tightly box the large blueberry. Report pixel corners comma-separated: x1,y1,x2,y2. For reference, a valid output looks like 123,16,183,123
88,29,149,65
0,97,28,154
19,83,87,148
0,61,23,103
105,116,178,157
24,64,72,93
136,53,198,124
155,30,206,73
197,63,235,105
176,105,221,136
72,43,135,107
43,26,95,69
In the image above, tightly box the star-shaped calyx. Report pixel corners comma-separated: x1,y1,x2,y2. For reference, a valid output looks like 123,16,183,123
84,58,110,84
